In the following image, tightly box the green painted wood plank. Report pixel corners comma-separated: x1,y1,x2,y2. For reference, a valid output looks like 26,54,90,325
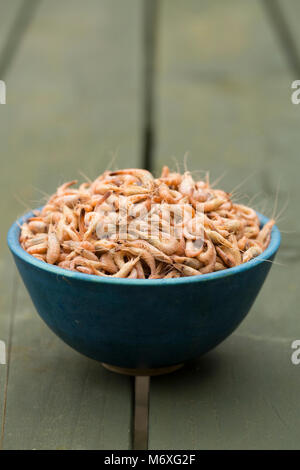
154,0,288,181
0,2,25,433
0,0,23,50
0,262,17,449
150,0,300,449
275,0,300,55
0,0,142,449
149,335,299,450
1,0,142,209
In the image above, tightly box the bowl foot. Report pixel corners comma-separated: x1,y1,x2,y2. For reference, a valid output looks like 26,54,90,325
101,362,184,376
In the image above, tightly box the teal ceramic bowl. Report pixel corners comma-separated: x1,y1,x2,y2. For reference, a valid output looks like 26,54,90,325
7,210,280,371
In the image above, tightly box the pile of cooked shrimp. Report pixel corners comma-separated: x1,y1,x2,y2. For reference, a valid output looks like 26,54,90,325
20,167,274,279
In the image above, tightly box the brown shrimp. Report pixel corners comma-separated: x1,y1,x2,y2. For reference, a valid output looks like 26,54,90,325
46,230,61,265
185,238,204,258
20,166,274,278
257,219,275,249
242,245,263,263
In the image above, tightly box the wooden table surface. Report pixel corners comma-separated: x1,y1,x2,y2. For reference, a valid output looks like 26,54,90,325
1,0,300,450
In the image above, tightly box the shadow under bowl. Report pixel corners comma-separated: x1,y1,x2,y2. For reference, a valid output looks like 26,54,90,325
7,211,281,370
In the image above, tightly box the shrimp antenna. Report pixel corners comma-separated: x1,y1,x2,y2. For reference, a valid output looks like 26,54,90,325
271,176,282,220
258,257,286,267
248,191,263,207
106,148,119,172
171,156,180,174
230,171,258,198
205,170,210,186
78,170,92,183
259,199,268,216
211,171,227,189
14,194,31,212
183,152,189,173
231,191,250,204
30,196,49,205
274,195,290,224
30,185,51,198
279,229,296,234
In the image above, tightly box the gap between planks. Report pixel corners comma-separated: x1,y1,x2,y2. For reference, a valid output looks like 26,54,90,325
133,376,150,450
141,0,159,173
262,0,300,77
0,0,40,78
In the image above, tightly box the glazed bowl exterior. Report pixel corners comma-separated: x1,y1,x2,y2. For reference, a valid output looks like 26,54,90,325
7,211,281,369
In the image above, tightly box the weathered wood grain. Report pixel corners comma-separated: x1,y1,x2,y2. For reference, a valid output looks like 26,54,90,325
0,0,142,449
149,0,300,449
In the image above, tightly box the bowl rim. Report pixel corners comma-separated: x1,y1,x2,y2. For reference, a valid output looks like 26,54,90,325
7,208,281,286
